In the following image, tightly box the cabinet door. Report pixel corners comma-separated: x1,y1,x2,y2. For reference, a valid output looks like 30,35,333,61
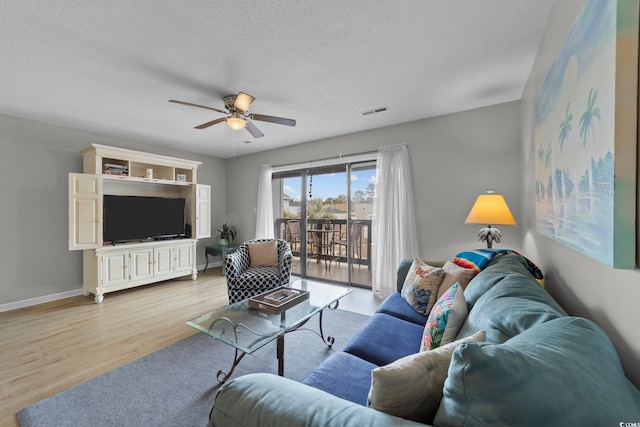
101,251,129,287
69,173,102,250
130,247,154,281
174,243,194,273
154,246,174,276
195,184,211,239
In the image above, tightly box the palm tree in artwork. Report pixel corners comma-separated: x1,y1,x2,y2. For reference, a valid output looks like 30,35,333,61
579,88,601,212
537,143,547,201
545,140,557,214
544,140,553,171
557,103,573,213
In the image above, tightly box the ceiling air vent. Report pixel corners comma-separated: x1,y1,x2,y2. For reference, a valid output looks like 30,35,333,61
361,106,389,116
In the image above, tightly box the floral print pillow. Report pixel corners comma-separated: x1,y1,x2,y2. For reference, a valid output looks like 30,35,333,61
420,282,468,351
401,258,445,316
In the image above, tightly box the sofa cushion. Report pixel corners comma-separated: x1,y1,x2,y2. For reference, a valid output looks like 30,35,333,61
344,313,424,366
435,317,640,426
456,267,566,344
420,283,467,351
400,259,445,316
437,261,476,299
211,373,423,427
301,351,378,406
367,330,485,424
376,292,427,326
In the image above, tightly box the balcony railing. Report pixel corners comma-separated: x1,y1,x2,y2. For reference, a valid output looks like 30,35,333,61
275,218,372,270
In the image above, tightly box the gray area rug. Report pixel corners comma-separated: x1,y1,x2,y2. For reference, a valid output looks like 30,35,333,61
17,309,369,427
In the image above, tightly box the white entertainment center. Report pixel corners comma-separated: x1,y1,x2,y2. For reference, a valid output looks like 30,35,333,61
68,144,211,303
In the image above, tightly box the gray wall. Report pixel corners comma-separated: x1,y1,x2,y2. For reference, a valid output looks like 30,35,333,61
226,101,523,261
521,0,640,386
0,114,226,306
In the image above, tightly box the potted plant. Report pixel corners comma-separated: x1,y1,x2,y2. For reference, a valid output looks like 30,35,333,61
216,223,237,247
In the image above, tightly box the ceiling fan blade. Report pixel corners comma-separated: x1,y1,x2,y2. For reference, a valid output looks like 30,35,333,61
245,120,264,138
234,92,255,113
194,117,227,129
169,99,226,114
250,113,296,127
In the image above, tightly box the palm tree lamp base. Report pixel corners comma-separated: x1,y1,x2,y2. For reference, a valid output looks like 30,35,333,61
477,226,501,249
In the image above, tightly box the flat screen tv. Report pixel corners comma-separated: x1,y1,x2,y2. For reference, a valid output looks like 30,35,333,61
103,195,186,243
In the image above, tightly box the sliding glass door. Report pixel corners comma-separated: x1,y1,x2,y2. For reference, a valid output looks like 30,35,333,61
273,161,375,287
347,162,375,287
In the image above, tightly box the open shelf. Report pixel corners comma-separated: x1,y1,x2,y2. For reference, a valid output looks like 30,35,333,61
83,144,200,184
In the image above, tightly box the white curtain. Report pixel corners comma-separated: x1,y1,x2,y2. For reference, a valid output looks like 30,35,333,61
255,164,274,239
371,144,419,297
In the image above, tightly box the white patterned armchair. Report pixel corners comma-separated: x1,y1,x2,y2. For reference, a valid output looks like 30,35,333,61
225,239,293,304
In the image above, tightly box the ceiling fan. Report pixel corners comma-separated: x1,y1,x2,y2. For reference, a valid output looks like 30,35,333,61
169,92,296,138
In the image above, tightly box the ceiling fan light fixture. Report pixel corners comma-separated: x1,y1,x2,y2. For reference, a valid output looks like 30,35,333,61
227,115,246,130
171,92,295,137
234,92,255,113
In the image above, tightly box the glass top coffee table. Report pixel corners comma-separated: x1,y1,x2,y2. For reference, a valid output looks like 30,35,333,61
186,279,353,383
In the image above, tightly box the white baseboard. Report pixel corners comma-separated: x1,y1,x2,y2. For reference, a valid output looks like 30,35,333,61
202,261,223,270
0,288,84,313
1,263,222,313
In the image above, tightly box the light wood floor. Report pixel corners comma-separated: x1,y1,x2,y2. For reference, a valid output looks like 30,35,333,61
0,267,380,427
0,267,229,427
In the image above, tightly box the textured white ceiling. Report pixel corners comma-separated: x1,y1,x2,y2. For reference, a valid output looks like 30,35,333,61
0,1,555,158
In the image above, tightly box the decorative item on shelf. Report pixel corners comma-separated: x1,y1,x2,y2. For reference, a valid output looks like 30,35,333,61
465,190,516,248
216,223,237,247
146,168,153,179
103,163,128,176
176,173,187,182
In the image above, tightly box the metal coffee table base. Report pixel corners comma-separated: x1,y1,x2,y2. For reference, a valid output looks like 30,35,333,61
214,300,340,384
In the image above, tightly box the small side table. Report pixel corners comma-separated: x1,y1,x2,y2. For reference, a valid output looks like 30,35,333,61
204,245,238,275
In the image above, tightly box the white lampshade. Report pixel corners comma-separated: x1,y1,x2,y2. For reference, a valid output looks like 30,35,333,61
465,193,516,226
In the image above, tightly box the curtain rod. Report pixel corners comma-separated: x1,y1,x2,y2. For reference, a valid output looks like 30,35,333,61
379,142,407,150
271,150,378,173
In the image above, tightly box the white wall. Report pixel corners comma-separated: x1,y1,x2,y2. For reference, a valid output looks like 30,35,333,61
225,101,523,262
0,114,226,307
521,0,640,387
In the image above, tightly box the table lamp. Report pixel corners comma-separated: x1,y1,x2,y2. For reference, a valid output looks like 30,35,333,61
465,191,516,248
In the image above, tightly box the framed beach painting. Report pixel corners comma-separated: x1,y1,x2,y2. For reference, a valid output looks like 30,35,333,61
534,0,638,268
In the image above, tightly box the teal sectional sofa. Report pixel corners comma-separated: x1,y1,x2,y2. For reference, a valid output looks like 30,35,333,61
208,254,640,426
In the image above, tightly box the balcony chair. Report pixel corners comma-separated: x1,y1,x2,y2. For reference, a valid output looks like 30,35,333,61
225,238,293,304
307,220,334,269
284,220,302,253
331,221,363,270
